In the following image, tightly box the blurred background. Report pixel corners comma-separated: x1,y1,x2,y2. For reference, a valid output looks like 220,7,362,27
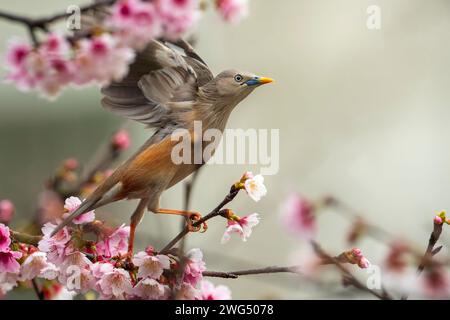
1,0,450,299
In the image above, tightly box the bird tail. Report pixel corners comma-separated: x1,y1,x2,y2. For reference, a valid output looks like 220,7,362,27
50,171,123,237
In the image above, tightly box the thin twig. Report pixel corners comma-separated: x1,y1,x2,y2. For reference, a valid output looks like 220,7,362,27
159,186,240,254
10,230,42,246
401,221,443,300
203,266,301,279
31,279,44,300
0,0,116,29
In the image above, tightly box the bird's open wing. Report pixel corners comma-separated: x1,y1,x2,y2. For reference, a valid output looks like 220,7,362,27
101,40,213,127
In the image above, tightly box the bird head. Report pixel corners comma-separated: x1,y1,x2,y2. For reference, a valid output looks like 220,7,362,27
213,69,273,101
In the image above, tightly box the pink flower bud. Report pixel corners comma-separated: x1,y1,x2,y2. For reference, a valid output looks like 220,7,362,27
434,216,444,225
112,129,131,151
351,248,363,258
145,245,154,255
0,200,15,224
63,158,78,171
358,257,370,269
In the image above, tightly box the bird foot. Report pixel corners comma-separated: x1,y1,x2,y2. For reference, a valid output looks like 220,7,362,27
186,212,208,233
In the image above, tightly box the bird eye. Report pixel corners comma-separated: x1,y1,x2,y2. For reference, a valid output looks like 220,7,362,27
234,74,243,82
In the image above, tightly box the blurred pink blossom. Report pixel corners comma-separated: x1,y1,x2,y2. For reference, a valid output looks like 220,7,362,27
39,33,70,56
63,158,79,171
0,223,11,252
0,272,19,296
200,280,231,300
73,34,135,86
109,0,162,50
112,129,131,151
5,39,31,68
0,248,22,273
156,0,200,40
0,200,15,225
280,193,315,240
346,248,371,269
216,0,249,24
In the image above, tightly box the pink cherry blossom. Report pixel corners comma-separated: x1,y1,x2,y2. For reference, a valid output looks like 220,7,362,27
183,248,206,286
280,193,315,240
216,0,249,24
19,252,59,281
98,267,133,299
160,11,199,40
0,223,11,252
0,272,19,295
63,196,95,225
175,282,199,300
73,34,135,86
243,174,267,202
5,39,31,68
38,222,72,264
157,0,198,17
39,33,70,58
156,0,200,40
109,0,162,50
96,224,130,258
132,251,171,279
200,280,231,300
0,248,22,273
221,213,260,243
92,261,115,279
0,200,15,225
112,130,131,151
58,253,94,294
134,278,169,300
5,34,75,98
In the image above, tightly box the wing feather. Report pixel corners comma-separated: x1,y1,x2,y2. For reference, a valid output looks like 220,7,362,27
101,40,212,127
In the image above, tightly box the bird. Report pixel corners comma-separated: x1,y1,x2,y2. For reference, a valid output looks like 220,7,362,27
51,39,273,256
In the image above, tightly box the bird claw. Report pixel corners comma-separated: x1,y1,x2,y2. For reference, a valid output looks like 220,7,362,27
186,213,207,233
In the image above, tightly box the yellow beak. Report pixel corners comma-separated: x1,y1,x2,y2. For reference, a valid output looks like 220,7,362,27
258,77,274,85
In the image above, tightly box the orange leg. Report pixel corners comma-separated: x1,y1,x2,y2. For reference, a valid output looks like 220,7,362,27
155,208,208,233
127,198,148,259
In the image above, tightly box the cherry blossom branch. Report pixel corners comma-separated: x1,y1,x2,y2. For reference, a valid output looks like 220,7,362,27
0,0,116,30
203,266,301,279
10,230,42,246
159,186,240,255
310,241,393,300
0,0,119,46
